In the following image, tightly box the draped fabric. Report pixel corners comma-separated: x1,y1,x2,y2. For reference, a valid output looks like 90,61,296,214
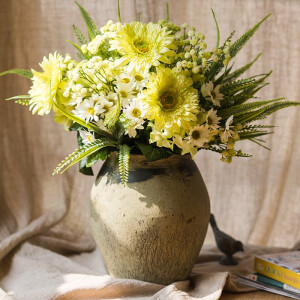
0,0,299,299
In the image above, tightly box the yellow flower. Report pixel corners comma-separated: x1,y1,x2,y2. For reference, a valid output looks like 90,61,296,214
143,67,199,134
110,22,176,72
29,53,64,115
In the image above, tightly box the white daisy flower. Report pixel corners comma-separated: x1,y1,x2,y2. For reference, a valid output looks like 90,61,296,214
201,81,223,106
188,125,210,147
220,115,238,143
79,131,95,144
123,98,147,123
129,70,148,90
115,73,132,85
206,109,221,129
73,98,105,123
116,83,135,106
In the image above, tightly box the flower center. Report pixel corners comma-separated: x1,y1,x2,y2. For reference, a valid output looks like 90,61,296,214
87,107,95,115
120,91,128,98
131,108,141,118
121,78,130,84
192,130,201,140
134,75,144,82
211,90,216,99
207,116,213,125
103,105,110,113
134,39,150,53
159,92,178,110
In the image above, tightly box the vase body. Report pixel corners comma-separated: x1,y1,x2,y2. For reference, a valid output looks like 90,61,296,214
89,153,210,285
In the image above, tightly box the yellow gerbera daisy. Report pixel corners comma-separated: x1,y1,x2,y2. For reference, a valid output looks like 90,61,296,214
110,22,176,73
29,52,64,115
143,67,200,134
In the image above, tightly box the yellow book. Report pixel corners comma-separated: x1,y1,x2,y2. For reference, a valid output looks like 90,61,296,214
254,252,300,290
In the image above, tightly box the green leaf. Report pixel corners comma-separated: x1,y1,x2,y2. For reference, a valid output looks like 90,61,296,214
77,131,93,175
66,40,89,59
79,157,94,175
105,95,121,128
53,138,118,175
86,148,110,167
230,14,271,58
72,24,87,45
0,69,33,79
119,144,130,186
223,53,262,83
75,1,100,41
136,142,172,162
211,9,220,49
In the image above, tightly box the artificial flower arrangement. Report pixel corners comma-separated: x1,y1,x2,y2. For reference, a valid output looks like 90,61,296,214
1,2,299,185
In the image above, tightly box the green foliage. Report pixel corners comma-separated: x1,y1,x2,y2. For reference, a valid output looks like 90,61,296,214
66,40,89,60
53,138,118,175
236,101,300,124
75,1,100,41
136,141,173,162
77,131,93,175
86,148,110,167
72,25,87,44
205,14,270,82
223,53,262,83
230,14,271,58
0,69,33,79
119,144,130,186
218,98,285,119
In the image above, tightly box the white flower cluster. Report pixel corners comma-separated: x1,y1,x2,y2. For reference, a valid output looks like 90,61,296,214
61,56,149,141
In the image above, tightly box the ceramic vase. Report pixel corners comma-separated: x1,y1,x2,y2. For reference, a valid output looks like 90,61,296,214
89,153,210,285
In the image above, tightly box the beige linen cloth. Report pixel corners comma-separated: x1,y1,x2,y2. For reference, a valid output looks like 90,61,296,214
0,0,300,299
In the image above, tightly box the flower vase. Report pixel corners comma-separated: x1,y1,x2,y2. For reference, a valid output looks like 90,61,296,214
89,153,210,285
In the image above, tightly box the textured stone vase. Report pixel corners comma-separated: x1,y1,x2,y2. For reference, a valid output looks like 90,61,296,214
89,153,210,285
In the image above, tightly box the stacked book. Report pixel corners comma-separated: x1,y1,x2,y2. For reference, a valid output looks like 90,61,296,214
236,251,300,299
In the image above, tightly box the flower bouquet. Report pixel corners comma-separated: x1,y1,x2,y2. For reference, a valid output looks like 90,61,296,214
1,2,298,185
1,1,299,284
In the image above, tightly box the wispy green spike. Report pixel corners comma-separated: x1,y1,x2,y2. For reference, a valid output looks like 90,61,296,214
211,9,220,49
117,0,121,23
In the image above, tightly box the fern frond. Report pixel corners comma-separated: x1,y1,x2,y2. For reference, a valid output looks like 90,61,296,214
218,98,285,119
75,1,100,41
230,14,271,58
241,124,276,130
119,144,130,186
0,69,33,79
105,95,121,128
224,53,262,83
236,101,300,123
221,78,257,95
53,138,118,175
72,25,87,44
